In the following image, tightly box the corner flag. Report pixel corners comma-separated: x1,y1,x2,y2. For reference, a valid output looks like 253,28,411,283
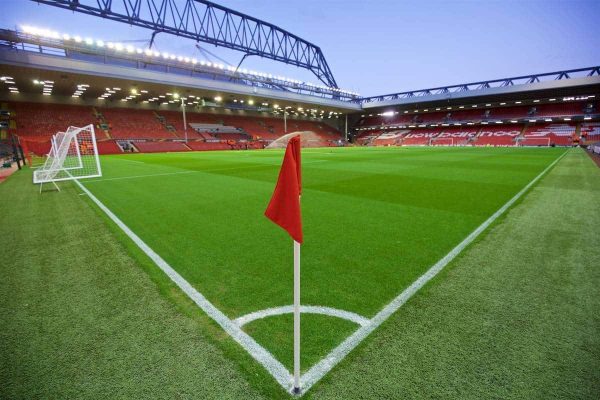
264,134,303,393
264,135,302,243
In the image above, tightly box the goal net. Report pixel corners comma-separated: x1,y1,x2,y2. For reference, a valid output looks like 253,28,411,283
33,124,101,188
265,131,329,149
519,136,551,147
430,137,454,146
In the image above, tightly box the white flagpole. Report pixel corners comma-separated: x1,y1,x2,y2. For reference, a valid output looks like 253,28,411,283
293,238,301,393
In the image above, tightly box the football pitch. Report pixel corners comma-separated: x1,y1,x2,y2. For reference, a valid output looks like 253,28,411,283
3,146,599,399
81,146,563,382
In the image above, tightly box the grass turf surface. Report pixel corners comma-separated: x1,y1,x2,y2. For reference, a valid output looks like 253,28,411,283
79,146,565,373
2,147,598,399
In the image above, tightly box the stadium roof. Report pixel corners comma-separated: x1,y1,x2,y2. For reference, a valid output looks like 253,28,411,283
360,66,600,111
0,28,359,119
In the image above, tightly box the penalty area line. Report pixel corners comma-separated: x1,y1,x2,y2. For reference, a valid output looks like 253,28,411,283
298,149,569,394
72,179,293,390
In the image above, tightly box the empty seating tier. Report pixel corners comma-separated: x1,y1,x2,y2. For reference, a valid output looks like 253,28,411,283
100,108,176,139
474,126,521,146
14,102,96,137
521,123,575,146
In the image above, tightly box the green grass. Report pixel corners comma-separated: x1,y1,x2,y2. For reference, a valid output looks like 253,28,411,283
78,146,565,372
2,147,598,399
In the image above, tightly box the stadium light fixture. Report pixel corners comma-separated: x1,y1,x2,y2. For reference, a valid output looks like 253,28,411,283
533,100,540,103
584,116,592,120
173,93,180,99
563,118,571,121
131,88,138,95
214,96,222,102
510,120,518,123
545,118,552,122
528,119,536,123
21,25,359,96
500,102,506,105
515,101,522,104
549,98,556,101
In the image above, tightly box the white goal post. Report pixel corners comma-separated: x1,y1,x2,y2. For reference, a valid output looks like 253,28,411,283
430,137,454,146
518,136,552,147
33,124,102,192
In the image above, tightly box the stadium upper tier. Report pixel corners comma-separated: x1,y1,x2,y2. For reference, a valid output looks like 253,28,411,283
355,98,597,130
0,27,359,103
354,123,580,147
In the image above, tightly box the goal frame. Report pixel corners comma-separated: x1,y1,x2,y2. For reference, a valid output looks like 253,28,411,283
33,124,102,192
430,137,454,146
519,136,552,147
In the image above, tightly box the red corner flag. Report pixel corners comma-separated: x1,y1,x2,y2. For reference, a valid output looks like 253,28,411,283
265,136,303,243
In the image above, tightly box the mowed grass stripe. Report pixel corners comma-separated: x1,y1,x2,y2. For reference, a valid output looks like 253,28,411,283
308,148,600,399
79,147,565,372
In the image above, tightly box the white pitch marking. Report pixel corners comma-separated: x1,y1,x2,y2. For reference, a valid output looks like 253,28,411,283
85,170,197,182
73,179,293,389
112,158,146,164
297,149,569,394
235,305,370,328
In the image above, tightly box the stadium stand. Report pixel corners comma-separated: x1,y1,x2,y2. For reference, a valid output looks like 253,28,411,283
431,127,479,145
402,129,441,145
372,130,409,146
580,122,600,143
185,141,232,151
100,108,177,139
14,102,96,137
96,140,123,154
134,141,190,153
356,101,593,130
520,123,576,146
474,126,521,146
